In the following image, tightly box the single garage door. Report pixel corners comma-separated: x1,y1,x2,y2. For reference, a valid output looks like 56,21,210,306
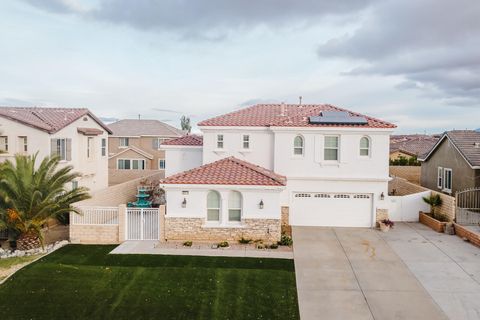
290,192,373,227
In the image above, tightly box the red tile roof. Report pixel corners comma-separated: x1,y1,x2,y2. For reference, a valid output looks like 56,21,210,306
161,157,286,186
198,104,396,129
390,135,439,158
162,134,203,146
0,107,112,134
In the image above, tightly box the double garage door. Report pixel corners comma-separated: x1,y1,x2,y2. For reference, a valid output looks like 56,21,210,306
291,192,373,227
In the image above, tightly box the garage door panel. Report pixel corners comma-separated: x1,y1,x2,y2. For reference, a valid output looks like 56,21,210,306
291,193,373,227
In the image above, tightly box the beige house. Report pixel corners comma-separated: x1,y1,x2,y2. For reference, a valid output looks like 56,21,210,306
107,119,183,185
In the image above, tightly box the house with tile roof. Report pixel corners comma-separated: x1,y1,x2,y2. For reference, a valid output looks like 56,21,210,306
390,134,439,161
160,103,396,242
0,106,111,191
419,130,480,195
161,134,203,177
107,119,183,185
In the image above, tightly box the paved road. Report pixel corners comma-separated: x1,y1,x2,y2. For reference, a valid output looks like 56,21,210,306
293,225,447,320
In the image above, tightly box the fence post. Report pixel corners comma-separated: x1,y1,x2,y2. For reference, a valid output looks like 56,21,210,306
159,205,165,242
118,204,127,242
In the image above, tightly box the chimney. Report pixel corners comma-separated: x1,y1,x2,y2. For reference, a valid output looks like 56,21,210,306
280,102,285,117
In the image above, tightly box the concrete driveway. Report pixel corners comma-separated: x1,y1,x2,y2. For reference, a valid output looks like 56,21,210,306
293,225,447,320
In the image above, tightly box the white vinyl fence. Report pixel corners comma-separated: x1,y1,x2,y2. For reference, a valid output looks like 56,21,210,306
71,207,119,225
387,191,430,222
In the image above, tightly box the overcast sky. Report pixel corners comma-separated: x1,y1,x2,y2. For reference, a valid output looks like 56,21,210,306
0,0,479,133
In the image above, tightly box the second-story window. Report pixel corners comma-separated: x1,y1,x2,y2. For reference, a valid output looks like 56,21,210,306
119,137,129,147
152,137,169,150
0,136,8,152
293,135,304,155
217,134,224,149
159,159,166,169
324,136,339,161
359,137,370,156
101,138,106,156
18,136,27,152
242,135,250,149
87,137,94,159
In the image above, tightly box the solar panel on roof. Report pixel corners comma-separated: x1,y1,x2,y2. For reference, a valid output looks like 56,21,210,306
309,111,368,125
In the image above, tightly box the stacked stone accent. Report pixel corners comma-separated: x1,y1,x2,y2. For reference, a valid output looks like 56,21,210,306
281,206,292,236
165,217,281,242
376,209,389,224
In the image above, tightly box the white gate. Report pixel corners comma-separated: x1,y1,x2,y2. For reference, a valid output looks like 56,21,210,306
126,208,159,240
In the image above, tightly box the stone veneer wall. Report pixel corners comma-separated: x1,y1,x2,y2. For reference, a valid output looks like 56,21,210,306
70,225,119,244
281,206,292,236
165,217,281,242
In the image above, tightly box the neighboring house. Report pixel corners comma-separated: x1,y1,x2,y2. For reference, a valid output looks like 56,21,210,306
390,134,439,161
107,119,183,185
0,107,111,191
419,130,480,195
160,103,396,241
161,134,203,177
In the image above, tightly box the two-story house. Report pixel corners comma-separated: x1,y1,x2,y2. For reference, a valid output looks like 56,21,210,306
0,107,111,191
107,119,183,185
160,104,396,242
419,130,480,195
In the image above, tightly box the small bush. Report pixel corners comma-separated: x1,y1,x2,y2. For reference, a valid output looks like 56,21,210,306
183,241,192,247
269,243,279,249
238,237,252,244
218,241,229,248
381,219,394,227
256,243,265,250
278,234,293,246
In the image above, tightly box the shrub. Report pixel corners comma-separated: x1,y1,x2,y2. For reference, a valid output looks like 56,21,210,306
218,241,229,248
183,241,192,247
423,194,443,215
380,219,394,227
256,243,265,250
269,243,279,249
238,237,252,244
278,234,293,246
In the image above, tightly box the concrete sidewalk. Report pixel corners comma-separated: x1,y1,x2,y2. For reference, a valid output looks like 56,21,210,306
293,226,447,320
379,223,480,320
110,240,293,259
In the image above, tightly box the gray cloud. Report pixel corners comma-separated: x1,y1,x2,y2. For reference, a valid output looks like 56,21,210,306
318,0,480,103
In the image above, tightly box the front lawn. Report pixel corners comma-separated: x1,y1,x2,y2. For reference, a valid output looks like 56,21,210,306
0,245,299,319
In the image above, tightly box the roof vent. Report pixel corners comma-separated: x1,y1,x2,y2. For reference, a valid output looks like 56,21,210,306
309,111,368,125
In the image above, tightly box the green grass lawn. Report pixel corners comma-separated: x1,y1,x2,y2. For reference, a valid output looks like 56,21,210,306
0,245,299,320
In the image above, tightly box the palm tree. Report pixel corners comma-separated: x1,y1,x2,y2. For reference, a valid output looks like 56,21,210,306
0,154,90,250
422,193,443,218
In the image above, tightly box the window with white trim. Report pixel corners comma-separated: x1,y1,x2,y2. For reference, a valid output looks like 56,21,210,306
324,136,339,161
159,159,166,169
207,191,221,221
359,137,370,156
152,137,169,150
444,168,452,192
217,135,224,149
293,135,304,155
101,138,106,156
437,167,443,189
18,136,27,152
119,137,129,147
0,136,8,152
242,135,250,149
117,159,145,170
228,191,242,222
54,138,68,161
87,137,94,159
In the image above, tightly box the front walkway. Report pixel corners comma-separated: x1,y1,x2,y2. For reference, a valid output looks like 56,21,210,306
293,226,447,320
110,240,293,259
379,223,480,320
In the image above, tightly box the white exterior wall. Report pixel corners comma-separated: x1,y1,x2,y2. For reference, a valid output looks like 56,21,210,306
162,185,283,223
200,128,274,169
0,115,109,192
164,146,203,177
387,191,430,222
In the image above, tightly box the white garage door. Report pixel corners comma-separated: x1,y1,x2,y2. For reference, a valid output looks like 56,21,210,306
291,192,373,227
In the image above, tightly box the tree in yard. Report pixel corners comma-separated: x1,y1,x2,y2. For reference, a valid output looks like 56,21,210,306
0,154,91,250
422,193,443,219
180,115,191,133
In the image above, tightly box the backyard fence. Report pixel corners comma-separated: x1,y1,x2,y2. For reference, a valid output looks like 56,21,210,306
71,207,119,225
456,188,480,225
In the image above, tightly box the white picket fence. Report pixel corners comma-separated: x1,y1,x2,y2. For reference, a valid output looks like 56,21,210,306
126,208,160,240
71,207,119,225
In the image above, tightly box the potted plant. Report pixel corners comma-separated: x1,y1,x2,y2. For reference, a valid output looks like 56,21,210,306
379,219,394,232
422,194,443,219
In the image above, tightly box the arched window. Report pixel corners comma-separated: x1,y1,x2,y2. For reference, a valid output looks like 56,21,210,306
207,191,221,221
294,135,304,155
228,191,242,222
360,137,370,156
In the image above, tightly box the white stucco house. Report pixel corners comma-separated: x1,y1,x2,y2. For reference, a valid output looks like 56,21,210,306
0,107,111,192
160,103,396,242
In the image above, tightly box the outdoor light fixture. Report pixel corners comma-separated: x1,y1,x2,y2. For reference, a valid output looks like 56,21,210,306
380,192,385,200
181,198,187,208
259,200,264,209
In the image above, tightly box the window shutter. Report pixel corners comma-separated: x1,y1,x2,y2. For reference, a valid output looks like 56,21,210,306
66,138,72,161
51,139,58,156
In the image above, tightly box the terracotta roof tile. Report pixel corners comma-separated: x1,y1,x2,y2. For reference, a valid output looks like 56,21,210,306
0,106,111,134
390,135,439,158
162,134,203,146
198,104,396,129
161,157,286,186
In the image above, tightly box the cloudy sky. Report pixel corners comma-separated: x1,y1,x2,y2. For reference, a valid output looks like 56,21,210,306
0,0,479,133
